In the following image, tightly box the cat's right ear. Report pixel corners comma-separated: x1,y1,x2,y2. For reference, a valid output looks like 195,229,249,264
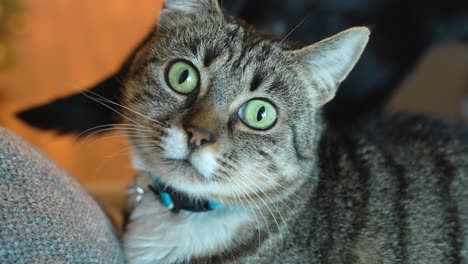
158,0,223,27
291,27,370,106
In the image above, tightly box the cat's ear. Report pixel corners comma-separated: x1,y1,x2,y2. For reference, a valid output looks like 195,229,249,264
293,27,370,105
158,0,222,26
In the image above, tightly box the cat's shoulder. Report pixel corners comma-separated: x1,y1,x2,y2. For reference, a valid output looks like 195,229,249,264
366,112,467,142
328,111,468,149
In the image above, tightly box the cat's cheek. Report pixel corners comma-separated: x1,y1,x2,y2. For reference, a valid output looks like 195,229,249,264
161,126,190,160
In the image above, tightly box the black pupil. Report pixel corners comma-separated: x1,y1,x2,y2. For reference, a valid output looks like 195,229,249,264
257,106,266,121
179,69,189,84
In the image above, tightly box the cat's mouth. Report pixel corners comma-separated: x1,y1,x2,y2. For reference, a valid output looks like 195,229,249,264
164,153,215,181
166,158,200,174
163,152,218,181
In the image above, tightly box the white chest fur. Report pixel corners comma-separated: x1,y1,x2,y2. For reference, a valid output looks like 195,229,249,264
123,189,251,264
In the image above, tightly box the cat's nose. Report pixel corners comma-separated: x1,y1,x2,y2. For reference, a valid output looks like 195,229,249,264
185,125,214,149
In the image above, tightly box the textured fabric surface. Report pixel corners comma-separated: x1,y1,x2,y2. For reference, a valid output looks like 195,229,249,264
0,127,124,264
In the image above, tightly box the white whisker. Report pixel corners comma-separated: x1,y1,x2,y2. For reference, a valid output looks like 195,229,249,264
83,89,164,125
228,178,263,250
279,16,307,45
233,173,284,244
80,91,142,126
77,123,151,138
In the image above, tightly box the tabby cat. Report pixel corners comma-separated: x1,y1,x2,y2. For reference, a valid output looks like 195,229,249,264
118,0,468,263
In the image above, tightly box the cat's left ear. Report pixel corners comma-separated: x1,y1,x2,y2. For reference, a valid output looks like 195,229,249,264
292,27,370,105
159,0,222,26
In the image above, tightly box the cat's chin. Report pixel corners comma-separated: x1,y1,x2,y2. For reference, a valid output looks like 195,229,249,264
131,150,204,181
151,165,246,206
131,150,285,206
132,151,227,201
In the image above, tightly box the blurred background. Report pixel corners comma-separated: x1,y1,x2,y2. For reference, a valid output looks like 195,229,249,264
0,0,467,226
0,0,162,224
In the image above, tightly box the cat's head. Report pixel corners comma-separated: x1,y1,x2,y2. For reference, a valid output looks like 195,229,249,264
123,0,369,205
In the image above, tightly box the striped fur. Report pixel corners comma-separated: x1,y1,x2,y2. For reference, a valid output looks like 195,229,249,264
122,1,468,263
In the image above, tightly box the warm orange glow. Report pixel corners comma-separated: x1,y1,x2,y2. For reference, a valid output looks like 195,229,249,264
0,0,163,223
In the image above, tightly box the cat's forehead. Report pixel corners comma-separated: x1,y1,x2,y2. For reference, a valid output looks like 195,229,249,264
156,17,290,68
135,17,301,104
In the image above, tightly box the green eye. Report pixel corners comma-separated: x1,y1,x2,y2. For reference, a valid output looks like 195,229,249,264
238,99,278,130
167,61,199,94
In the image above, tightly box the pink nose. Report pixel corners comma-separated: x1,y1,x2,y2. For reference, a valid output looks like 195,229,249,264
185,126,214,148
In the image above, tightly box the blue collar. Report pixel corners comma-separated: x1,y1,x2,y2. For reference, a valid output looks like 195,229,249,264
148,172,224,213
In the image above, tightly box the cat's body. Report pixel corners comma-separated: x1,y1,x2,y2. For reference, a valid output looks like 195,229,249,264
125,113,468,263
304,114,468,263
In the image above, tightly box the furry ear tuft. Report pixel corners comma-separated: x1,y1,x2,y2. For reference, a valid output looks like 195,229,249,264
158,0,222,27
294,27,370,105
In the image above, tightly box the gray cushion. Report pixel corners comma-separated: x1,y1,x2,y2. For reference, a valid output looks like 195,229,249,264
0,127,125,263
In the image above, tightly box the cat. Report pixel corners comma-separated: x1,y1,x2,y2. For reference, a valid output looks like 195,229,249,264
118,0,468,263
16,0,468,133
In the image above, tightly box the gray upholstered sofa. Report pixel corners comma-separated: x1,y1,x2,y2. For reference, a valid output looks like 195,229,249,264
0,127,125,263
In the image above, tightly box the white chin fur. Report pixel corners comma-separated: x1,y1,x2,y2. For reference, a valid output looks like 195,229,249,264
124,184,251,264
